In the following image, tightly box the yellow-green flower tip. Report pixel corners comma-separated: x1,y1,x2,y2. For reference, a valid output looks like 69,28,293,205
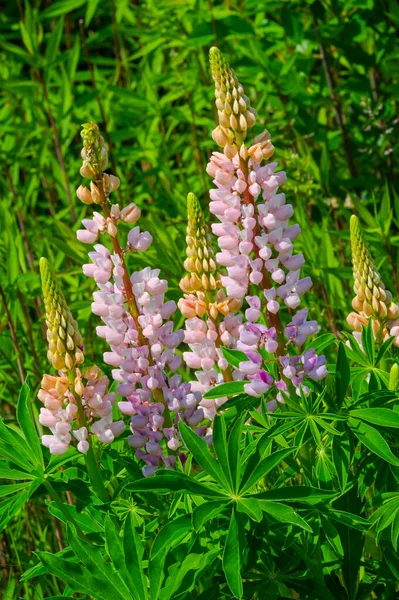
79,122,108,178
180,193,219,294
208,48,256,149
349,215,399,321
40,258,84,372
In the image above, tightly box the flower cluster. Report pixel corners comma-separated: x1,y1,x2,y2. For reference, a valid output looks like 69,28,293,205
38,258,124,455
76,125,205,475
197,48,326,400
348,215,399,346
38,368,124,455
178,193,244,418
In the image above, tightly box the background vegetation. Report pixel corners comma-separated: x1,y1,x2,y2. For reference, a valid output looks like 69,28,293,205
1,0,399,597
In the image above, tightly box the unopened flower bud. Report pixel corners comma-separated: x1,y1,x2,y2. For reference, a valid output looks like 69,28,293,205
90,181,101,204
120,203,141,223
76,185,93,205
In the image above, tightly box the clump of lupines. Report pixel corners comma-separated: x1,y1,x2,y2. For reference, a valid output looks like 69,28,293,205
38,258,124,455
76,124,204,475
201,48,327,399
178,193,243,418
348,215,399,346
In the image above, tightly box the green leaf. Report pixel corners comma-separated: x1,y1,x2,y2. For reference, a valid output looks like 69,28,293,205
123,513,148,600
349,418,399,465
332,424,351,491
151,514,191,559
212,414,233,491
179,421,229,490
320,514,344,557
361,321,375,365
192,500,229,530
376,335,395,365
240,447,296,494
41,0,86,18
259,501,312,531
335,342,350,409
221,347,248,368
223,508,243,599
16,380,43,469
67,524,130,600
104,516,136,598
85,0,101,25
254,486,337,504
237,498,263,522
36,551,119,600
228,414,245,493
350,408,399,428
149,515,193,600
45,17,64,64
126,470,226,498
203,381,246,399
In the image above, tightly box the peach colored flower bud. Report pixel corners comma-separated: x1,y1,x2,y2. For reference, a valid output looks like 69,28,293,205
90,182,101,204
74,377,85,396
55,377,69,396
239,144,248,160
107,219,118,237
103,173,120,195
212,126,228,146
76,185,93,205
224,144,237,159
178,295,207,319
80,164,94,178
110,204,120,219
41,374,58,391
120,203,141,223
82,365,102,381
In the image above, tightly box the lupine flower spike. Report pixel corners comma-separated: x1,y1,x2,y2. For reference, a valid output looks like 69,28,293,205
348,215,399,346
197,48,327,401
179,193,243,418
38,258,124,456
76,125,206,475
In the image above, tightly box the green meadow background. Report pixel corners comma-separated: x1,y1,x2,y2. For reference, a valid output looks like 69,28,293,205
1,0,399,594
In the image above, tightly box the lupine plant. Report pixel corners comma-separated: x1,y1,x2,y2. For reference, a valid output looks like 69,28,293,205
2,47,399,600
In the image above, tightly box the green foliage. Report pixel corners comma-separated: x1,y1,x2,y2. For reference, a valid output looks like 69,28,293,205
2,1,399,598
